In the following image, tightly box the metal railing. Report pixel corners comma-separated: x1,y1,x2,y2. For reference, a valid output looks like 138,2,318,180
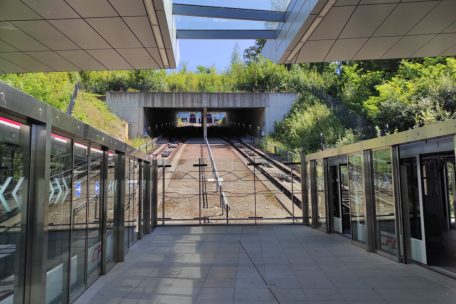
309,87,375,139
204,137,230,213
137,138,158,154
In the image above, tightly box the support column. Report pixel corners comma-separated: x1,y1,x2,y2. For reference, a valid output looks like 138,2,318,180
202,108,207,139
24,123,50,304
115,154,126,262
363,150,376,253
301,151,309,225
143,162,151,235
310,160,318,228
101,149,108,274
138,160,143,240
151,159,158,228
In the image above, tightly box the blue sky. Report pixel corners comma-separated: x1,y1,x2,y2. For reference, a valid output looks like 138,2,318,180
176,39,255,72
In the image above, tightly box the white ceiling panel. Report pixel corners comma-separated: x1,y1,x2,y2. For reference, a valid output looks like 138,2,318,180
296,40,334,62
87,18,142,48
124,17,157,48
0,40,18,52
12,20,79,50
359,0,399,3
117,48,160,69
57,50,106,70
374,2,438,37
87,49,133,70
413,33,456,57
0,0,41,20
0,22,48,51
340,4,396,39
108,0,147,16
26,51,79,71
65,0,118,18
441,42,456,56
409,1,456,35
325,38,367,61
50,19,111,49
0,58,27,73
443,21,456,34
310,6,355,40
382,35,434,59
0,52,53,71
353,36,402,60
22,0,79,19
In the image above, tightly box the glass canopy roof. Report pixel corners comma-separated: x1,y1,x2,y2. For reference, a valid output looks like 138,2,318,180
173,0,292,11
172,0,292,39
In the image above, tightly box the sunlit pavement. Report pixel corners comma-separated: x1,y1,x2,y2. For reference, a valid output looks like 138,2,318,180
75,225,456,304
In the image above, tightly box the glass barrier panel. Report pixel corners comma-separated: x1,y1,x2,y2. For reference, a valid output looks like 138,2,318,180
373,149,397,256
106,151,117,266
69,143,88,302
316,160,326,229
87,147,102,286
348,152,367,244
47,134,72,304
0,116,28,304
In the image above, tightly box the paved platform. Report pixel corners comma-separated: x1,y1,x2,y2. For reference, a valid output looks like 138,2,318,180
75,225,456,304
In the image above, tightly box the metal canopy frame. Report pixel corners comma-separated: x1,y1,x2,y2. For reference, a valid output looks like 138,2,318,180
176,29,278,40
173,4,285,22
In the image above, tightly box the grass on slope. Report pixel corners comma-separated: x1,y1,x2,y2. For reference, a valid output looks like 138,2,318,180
73,91,128,142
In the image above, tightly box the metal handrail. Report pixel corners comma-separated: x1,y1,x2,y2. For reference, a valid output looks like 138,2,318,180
205,137,229,212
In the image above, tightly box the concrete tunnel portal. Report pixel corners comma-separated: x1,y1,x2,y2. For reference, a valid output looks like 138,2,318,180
106,92,298,139
143,107,266,137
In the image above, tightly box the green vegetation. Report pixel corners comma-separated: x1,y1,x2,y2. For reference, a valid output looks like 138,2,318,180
73,92,128,141
1,45,455,154
0,72,78,111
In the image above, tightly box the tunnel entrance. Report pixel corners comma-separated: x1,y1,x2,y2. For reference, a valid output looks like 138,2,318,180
144,107,265,139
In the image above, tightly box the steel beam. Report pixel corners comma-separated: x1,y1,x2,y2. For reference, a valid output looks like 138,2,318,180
176,29,278,40
173,4,285,22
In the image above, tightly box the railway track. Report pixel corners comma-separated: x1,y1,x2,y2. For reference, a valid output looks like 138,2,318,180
222,136,303,213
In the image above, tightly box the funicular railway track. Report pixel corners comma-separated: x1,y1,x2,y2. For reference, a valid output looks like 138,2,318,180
222,136,303,215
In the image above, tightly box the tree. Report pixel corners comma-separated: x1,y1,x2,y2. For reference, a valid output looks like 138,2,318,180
231,43,243,66
243,39,266,64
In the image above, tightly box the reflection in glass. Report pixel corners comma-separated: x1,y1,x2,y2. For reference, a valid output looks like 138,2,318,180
0,117,28,304
316,160,326,229
124,157,131,250
373,149,397,256
47,134,72,304
400,158,421,240
348,153,366,244
106,152,117,266
87,147,102,286
70,143,88,302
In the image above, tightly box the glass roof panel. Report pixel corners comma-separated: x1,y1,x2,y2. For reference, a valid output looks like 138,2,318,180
173,0,292,12
175,16,279,30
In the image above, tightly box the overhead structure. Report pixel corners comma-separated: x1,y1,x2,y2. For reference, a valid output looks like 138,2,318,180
0,0,177,73
262,0,456,63
1,0,456,73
